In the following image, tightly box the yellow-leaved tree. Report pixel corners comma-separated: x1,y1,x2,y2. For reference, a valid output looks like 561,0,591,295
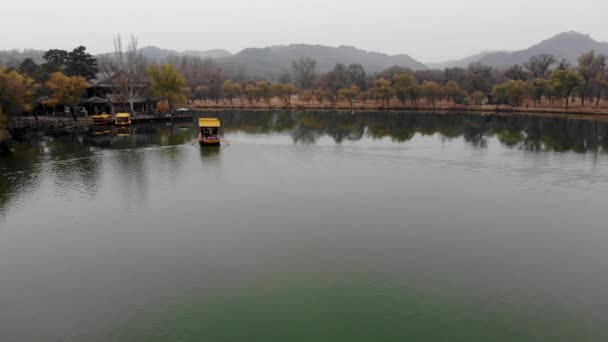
146,64,187,113
0,67,37,124
45,72,90,122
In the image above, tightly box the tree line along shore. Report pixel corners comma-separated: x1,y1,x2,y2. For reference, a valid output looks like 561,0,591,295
2,36,608,137
190,52,608,114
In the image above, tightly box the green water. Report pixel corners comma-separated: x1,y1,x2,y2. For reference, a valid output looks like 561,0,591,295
1,111,608,341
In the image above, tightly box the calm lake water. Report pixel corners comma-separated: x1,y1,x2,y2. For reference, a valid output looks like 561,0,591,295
1,111,608,341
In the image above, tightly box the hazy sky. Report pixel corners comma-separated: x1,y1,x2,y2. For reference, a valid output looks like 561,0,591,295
3,0,608,62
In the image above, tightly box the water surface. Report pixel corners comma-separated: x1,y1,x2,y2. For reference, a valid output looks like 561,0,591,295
1,111,608,341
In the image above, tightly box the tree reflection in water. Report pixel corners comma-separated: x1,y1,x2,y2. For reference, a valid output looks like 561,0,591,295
2,111,607,216
215,111,608,154
0,143,44,219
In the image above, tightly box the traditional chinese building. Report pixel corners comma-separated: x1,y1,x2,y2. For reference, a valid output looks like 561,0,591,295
34,73,158,116
82,74,158,114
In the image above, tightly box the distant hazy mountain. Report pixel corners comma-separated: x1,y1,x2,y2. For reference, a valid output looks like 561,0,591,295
0,47,233,67
216,44,427,80
479,32,608,69
433,32,608,70
426,50,507,69
4,32,607,77
1,44,426,80
0,49,45,67
122,46,232,61
180,49,233,59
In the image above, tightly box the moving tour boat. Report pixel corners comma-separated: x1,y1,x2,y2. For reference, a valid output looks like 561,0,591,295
115,113,132,126
198,118,221,146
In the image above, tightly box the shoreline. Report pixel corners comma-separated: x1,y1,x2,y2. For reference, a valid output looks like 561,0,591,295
5,114,193,137
190,100,608,117
6,104,608,137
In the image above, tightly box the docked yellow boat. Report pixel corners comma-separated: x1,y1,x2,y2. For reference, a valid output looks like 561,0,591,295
92,113,113,124
91,126,112,136
115,113,132,126
198,118,221,146
116,126,132,137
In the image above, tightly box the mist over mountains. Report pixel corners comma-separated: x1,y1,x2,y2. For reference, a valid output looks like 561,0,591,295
2,31,607,80
132,47,232,60
426,51,509,69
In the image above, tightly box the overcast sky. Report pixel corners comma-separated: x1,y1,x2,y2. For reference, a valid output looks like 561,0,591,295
3,0,608,63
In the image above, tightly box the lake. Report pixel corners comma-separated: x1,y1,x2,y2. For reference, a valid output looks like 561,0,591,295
1,110,608,341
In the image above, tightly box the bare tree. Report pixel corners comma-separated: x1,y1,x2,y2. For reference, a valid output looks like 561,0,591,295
596,55,607,106
524,54,556,79
99,35,147,114
292,57,317,89
576,51,608,106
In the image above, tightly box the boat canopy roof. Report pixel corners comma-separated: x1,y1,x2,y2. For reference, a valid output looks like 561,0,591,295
199,118,221,128
116,113,131,118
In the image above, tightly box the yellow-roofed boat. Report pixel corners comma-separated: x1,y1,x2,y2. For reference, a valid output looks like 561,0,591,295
198,118,221,146
91,113,113,124
115,113,132,126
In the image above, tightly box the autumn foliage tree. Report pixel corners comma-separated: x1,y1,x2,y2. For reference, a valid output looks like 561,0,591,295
45,72,90,122
530,78,549,106
314,88,328,105
244,83,258,104
550,69,584,110
147,64,187,113
469,91,486,105
299,90,313,105
222,80,242,105
257,81,273,107
272,83,297,107
492,80,528,107
393,74,418,105
0,67,36,120
421,81,442,109
338,85,360,110
443,80,467,104
373,79,392,107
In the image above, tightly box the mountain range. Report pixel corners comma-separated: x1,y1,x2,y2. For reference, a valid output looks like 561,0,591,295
440,31,608,69
2,31,607,79
217,44,427,79
102,46,233,61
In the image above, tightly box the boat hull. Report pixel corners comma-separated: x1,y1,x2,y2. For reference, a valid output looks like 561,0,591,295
199,139,220,146
92,119,114,125
92,115,114,125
